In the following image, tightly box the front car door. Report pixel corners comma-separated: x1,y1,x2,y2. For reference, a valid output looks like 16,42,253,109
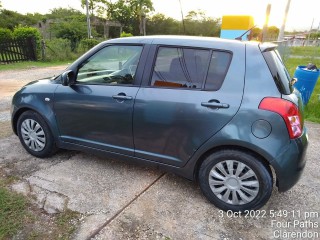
133,43,245,167
54,44,144,156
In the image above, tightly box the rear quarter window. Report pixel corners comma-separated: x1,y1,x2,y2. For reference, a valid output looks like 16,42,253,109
150,46,232,91
262,50,293,95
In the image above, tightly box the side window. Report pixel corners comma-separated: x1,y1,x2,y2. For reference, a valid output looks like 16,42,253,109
205,51,232,90
77,45,143,85
151,47,210,89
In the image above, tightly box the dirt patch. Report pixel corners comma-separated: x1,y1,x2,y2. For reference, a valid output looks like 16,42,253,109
0,65,67,101
0,80,30,99
0,121,13,139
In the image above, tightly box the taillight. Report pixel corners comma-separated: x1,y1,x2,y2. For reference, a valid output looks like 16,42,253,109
259,97,303,139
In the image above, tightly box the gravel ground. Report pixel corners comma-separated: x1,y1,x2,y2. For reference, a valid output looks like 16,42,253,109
0,65,68,118
0,66,319,240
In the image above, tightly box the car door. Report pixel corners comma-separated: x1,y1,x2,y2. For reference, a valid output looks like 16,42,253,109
133,45,245,167
54,44,145,156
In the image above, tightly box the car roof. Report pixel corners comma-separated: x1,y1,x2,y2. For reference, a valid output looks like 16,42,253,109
105,35,252,50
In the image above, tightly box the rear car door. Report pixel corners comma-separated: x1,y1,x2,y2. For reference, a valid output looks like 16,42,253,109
133,44,245,167
54,44,145,156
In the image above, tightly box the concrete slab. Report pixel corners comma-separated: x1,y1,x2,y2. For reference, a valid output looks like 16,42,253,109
2,122,319,239
27,153,163,214
92,122,320,240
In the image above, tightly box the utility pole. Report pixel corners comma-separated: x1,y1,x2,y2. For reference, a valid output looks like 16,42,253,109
86,0,92,38
261,4,271,42
178,0,186,34
307,18,314,46
277,0,291,41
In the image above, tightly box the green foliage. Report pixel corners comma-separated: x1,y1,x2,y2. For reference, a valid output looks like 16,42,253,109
48,8,99,50
0,27,12,41
13,26,41,42
51,20,88,51
249,26,280,41
44,38,82,61
81,0,105,16
120,31,133,37
147,14,181,35
105,0,133,33
0,186,27,239
47,7,86,21
289,46,320,58
147,11,221,37
0,9,38,30
309,32,320,40
184,11,221,36
79,38,100,51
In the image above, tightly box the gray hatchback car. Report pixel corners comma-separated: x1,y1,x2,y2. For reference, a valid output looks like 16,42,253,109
11,36,308,212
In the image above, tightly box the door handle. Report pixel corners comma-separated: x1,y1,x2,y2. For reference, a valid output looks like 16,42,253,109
112,95,133,101
201,102,229,109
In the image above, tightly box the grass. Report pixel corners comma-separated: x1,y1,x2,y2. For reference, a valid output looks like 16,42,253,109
289,46,320,58
0,181,28,239
284,47,320,123
0,60,71,71
0,173,80,239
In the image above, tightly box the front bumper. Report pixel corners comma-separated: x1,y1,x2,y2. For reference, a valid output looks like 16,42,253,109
272,127,308,192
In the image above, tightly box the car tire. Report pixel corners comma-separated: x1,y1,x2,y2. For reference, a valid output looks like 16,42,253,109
198,149,272,212
17,110,57,158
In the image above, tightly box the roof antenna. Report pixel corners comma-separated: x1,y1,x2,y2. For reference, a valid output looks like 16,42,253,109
235,25,256,41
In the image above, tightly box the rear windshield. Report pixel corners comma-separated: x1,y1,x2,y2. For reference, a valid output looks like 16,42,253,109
263,50,293,95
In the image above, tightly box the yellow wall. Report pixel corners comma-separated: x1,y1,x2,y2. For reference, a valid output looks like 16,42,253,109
221,15,254,30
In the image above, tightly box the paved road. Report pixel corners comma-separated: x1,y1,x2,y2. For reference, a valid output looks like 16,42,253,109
0,66,319,239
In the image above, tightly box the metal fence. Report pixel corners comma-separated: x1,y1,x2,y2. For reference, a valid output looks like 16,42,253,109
0,37,37,64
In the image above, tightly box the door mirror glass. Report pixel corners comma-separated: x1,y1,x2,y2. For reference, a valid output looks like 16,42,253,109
61,70,75,86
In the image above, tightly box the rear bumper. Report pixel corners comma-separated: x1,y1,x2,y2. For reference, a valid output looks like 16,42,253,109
272,127,308,192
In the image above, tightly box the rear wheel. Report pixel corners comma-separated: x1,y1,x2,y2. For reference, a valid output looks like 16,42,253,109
198,149,272,212
17,111,57,158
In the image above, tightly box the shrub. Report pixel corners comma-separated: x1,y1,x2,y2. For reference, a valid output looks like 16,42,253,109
79,38,100,52
120,31,133,38
44,38,81,61
0,28,13,41
12,26,41,42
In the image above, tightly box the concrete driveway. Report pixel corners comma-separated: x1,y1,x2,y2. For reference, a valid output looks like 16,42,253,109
0,66,319,239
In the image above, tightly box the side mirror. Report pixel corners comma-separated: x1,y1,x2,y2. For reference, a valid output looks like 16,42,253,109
61,70,75,86
290,77,298,86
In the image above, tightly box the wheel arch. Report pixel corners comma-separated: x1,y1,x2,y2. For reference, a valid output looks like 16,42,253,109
12,107,60,144
193,145,275,183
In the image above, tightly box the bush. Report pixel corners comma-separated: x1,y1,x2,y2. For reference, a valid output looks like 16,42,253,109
0,28,13,41
120,31,133,38
79,38,100,52
12,26,41,42
44,38,81,61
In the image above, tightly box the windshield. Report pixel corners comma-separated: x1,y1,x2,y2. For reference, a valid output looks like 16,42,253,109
263,50,293,95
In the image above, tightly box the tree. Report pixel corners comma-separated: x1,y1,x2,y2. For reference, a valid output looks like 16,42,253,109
51,20,88,51
184,10,220,37
48,8,92,50
146,13,181,35
129,0,154,35
267,26,279,39
251,27,262,40
47,7,86,21
0,9,39,30
0,28,13,41
105,0,133,32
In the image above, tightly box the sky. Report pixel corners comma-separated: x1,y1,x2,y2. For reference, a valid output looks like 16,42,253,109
1,0,320,31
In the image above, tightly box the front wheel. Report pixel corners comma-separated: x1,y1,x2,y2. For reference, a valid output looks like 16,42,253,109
17,111,57,158
198,149,273,212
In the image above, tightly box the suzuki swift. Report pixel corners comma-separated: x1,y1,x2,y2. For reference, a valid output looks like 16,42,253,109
11,36,308,211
